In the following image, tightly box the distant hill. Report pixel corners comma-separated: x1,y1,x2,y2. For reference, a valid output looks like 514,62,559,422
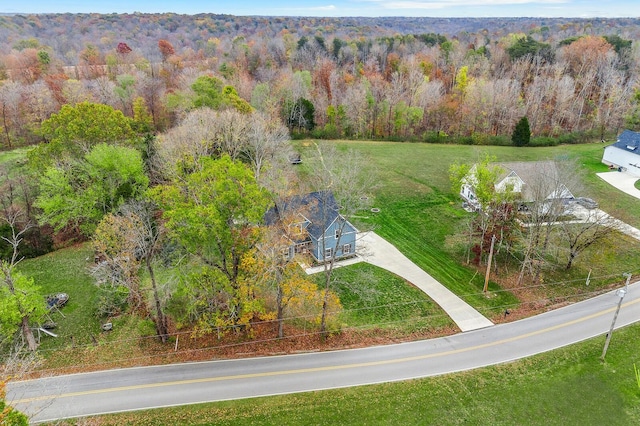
1,13,639,65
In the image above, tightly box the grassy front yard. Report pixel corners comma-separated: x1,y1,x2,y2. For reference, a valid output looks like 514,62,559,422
297,141,640,317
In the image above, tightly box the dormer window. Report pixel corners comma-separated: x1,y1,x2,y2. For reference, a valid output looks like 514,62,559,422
627,145,637,151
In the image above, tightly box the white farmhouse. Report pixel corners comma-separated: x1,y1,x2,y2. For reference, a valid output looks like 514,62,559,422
461,161,574,212
602,130,640,177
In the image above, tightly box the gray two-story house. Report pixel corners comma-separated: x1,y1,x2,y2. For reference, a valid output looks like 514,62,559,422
265,191,358,263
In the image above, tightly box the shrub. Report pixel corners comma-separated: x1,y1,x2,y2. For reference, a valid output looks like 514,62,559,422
530,136,558,147
512,116,531,146
96,285,129,318
137,318,157,337
422,131,449,144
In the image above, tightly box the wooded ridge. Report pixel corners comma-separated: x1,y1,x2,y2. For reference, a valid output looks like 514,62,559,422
1,13,640,147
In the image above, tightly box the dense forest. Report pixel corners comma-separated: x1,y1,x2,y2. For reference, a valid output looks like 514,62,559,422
2,13,640,355
1,13,640,148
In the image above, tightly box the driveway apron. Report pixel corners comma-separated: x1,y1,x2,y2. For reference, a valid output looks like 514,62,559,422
357,232,493,332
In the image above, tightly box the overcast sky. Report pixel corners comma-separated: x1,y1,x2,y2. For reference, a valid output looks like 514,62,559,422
4,0,640,18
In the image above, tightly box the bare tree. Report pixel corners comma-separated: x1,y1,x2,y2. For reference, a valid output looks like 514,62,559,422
593,56,633,140
0,210,44,352
0,81,22,149
151,108,222,179
515,159,581,284
91,213,142,309
244,112,292,183
120,201,170,342
91,200,170,342
558,208,618,269
305,142,375,337
341,80,370,138
153,108,292,184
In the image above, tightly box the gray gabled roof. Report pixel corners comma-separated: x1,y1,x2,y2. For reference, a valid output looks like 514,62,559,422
609,130,640,157
264,191,342,240
494,161,574,202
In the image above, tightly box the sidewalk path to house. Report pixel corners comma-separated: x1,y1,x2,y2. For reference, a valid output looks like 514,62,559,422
306,232,494,332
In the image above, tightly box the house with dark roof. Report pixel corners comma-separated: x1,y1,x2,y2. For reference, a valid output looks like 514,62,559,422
460,161,574,211
602,130,640,177
264,191,358,262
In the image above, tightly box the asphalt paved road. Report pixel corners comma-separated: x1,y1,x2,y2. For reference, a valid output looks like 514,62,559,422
9,281,640,424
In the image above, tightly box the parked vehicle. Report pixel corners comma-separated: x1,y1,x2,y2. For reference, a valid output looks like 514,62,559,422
575,197,598,209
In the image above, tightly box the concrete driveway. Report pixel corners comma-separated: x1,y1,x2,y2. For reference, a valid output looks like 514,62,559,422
594,171,640,241
306,232,494,332
565,203,640,242
597,171,640,200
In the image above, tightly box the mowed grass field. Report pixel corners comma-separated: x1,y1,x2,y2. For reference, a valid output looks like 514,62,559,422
7,141,640,355
300,141,640,316
80,139,640,425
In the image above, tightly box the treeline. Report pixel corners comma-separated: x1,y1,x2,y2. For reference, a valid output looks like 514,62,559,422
1,14,640,150
0,95,355,350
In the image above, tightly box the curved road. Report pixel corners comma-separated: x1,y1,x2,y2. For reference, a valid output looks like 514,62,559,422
8,281,640,424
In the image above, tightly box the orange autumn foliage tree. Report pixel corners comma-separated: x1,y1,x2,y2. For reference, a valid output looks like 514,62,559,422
249,212,342,338
0,378,28,425
561,35,613,76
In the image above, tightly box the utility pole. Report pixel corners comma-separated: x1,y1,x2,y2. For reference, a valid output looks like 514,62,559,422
601,273,632,361
623,272,631,292
483,234,496,293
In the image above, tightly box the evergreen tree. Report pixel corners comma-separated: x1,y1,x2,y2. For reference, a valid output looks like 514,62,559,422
512,116,531,147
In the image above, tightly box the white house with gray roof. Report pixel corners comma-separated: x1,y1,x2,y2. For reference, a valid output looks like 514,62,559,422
460,161,574,211
602,130,640,177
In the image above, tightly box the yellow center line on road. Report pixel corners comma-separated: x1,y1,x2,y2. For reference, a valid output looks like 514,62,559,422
14,297,640,405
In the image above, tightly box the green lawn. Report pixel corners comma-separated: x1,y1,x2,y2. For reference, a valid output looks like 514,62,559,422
76,322,640,426
0,146,30,175
298,141,640,318
327,263,454,332
328,141,640,228
5,141,640,424
17,245,102,355
5,141,640,373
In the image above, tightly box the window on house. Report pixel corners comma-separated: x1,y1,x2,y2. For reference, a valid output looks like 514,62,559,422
281,247,290,260
289,223,305,237
343,244,351,254
325,247,333,259
335,228,342,239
